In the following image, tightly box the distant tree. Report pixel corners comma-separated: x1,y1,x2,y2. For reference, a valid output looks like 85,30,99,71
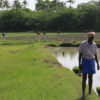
37,0,42,1
23,0,27,8
35,0,66,10
35,0,44,10
45,0,50,8
51,0,66,8
0,0,3,8
66,0,75,8
95,0,100,6
52,0,57,6
12,0,22,9
77,1,100,31
77,1,99,11
36,0,51,10
3,0,10,10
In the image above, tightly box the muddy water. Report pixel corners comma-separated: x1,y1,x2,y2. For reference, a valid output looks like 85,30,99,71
48,47,100,94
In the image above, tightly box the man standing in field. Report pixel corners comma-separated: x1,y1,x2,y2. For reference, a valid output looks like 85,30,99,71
36,31,41,41
43,31,47,40
78,32,99,100
2,32,5,40
57,30,61,41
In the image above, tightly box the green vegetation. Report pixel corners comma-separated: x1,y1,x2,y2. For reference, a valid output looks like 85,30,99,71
1,32,100,45
0,0,100,99
0,39,100,100
0,1,100,32
0,32,36,37
73,66,80,74
35,0,66,10
96,87,100,95
0,32,65,37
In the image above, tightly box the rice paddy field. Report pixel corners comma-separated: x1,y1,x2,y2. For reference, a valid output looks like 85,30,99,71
0,32,100,100
0,32,100,42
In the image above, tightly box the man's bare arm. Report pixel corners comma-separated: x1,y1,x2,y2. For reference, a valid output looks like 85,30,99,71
95,54,100,70
79,53,82,70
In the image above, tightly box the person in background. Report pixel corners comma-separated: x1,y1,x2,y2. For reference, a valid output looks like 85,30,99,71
36,31,41,41
36,31,40,35
2,32,5,40
78,32,99,100
43,31,47,40
43,31,46,35
57,30,61,41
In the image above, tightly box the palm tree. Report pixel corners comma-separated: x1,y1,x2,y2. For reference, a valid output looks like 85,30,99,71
12,0,22,9
52,0,58,6
66,0,75,8
37,0,43,2
0,0,3,9
23,0,27,8
3,0,10,10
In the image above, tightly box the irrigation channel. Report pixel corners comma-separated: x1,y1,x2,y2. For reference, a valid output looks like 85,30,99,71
48,47,100,94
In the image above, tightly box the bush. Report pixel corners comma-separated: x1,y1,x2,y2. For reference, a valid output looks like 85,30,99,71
73,66,80,74
96,87,100,95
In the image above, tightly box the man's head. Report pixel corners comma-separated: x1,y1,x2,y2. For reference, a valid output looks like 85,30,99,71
88,32,96,43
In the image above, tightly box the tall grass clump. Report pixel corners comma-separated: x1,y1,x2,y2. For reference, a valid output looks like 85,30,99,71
96,87,100,95
73,66,80,74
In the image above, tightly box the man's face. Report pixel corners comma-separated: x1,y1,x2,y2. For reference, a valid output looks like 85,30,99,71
88,36,94,43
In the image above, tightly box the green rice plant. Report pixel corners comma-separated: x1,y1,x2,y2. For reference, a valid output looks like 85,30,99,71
73,66,80,74
0,40,99,100
96,87,100,95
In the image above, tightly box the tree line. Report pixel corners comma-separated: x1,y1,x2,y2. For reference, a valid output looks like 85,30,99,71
0,0,100,32
0,0,27,9
0,0,75,10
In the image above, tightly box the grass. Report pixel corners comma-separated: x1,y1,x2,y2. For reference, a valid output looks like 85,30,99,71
0,32,59,37
0,32,35,37
1,32,100,44
0,40,100,100
0,32,93,37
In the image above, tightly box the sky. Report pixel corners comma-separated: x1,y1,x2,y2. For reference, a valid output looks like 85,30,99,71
9,0,97,11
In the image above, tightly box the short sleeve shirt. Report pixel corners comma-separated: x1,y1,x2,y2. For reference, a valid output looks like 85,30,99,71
79,40,98,59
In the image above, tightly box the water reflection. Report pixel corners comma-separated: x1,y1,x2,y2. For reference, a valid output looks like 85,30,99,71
48,47,100,94
49,47,79,70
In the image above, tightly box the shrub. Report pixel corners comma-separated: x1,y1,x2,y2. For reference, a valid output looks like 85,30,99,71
73,66,80,74
96,87,100,95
